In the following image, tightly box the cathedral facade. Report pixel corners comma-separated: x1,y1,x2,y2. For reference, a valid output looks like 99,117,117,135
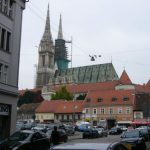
36,6,119,89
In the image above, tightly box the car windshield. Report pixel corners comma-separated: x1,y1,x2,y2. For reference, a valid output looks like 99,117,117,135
96,128,103,131
36,124,45,128
9,131,30,141
140,129,148,133
123,131,139,138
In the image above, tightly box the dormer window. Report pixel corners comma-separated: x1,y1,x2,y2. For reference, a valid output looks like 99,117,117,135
123,96,129,101
86,98,91,102
97,97,103,102
112,97,117,102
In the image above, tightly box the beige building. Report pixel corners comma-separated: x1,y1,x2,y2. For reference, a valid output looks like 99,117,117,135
0,0,26,139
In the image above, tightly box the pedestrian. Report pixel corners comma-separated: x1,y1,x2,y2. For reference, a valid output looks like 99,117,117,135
51,126,59,145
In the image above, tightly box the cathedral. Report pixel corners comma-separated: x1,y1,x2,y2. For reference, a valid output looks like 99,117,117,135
36,6,119,89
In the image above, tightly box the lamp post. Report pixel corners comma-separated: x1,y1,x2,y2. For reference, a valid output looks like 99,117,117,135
72,84,76,124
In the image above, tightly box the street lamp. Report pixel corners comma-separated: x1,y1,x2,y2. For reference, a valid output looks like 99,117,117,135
72,84,77,124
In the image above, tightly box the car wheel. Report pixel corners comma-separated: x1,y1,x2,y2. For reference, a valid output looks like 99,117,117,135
64,137,68,142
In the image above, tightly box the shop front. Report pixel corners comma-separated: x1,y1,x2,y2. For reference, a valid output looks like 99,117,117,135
0,103,11,140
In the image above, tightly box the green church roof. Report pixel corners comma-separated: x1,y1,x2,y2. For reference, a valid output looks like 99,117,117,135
53,63,119,84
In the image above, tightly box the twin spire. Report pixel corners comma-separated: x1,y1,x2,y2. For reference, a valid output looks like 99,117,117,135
42,4,63,42
58,14,63,39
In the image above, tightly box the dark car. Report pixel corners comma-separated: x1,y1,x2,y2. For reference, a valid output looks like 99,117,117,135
137,128,150,141
59,124,75,136
95,128,108,137
46,129,68,144
78,124,91,132
109,127,122,135
121,129,146,150
50,142,131,150
2,130,50,150
82,128,99,139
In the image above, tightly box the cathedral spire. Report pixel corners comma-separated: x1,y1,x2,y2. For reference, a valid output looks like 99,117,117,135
42,4,53,42
57,14,63,39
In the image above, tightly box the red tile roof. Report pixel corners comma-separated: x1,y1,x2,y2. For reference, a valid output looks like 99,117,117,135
83,89,135,106
146,80,150,87
119,70,132,85
36,100,84,114
52,81,119,94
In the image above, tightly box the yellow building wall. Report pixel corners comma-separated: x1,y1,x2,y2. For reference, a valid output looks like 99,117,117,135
35,113,54,123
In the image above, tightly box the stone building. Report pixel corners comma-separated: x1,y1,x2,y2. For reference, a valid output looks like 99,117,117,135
0,0,26,139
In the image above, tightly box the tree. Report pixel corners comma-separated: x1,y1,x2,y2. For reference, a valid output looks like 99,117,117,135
76,94,86,100
17,90,44,107
51,86,73,100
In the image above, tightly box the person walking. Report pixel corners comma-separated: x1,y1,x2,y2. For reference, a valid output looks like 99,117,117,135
51,126,59,145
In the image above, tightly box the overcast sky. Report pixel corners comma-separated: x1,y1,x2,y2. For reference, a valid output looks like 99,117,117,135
19,0,150,89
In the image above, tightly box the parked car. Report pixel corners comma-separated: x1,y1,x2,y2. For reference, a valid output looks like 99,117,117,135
121,129,146,150
16,122,26,131
46,129,68,144
117,125,128,132
59,124,75,135
31,123,49,133
50,142,131,150
95,128,108,137
2,130,50,150
137,128,150,141
78,124,91,132
82,128,99,139
109,127,122,135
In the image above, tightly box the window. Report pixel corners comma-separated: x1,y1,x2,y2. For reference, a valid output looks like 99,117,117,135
97,97,103,102
123,96,129,101
0,0,2,10
78,114,80,120
112,97,117,102
0,0,13,18
109,107,113,114
4,0,8,14
3,65,8,83
1,28,6,49
100,108,105,114
0,63,2,82
0,27,11,52
93,108,97,114
86,108,89,114
6,31,11,51
86,98,91,102
42,55,45,66
126,107,130,114
118,107,122,114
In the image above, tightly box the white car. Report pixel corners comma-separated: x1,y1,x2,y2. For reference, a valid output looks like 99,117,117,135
50,142,130,150
31,123,49,132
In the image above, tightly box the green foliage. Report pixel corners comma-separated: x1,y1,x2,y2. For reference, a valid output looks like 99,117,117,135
85,118,90,122
51,86,73,100
76,94,86,100
17,90,43,107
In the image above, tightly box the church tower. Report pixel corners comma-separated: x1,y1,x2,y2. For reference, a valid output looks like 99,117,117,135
36,5,55,88
55,14,70,70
